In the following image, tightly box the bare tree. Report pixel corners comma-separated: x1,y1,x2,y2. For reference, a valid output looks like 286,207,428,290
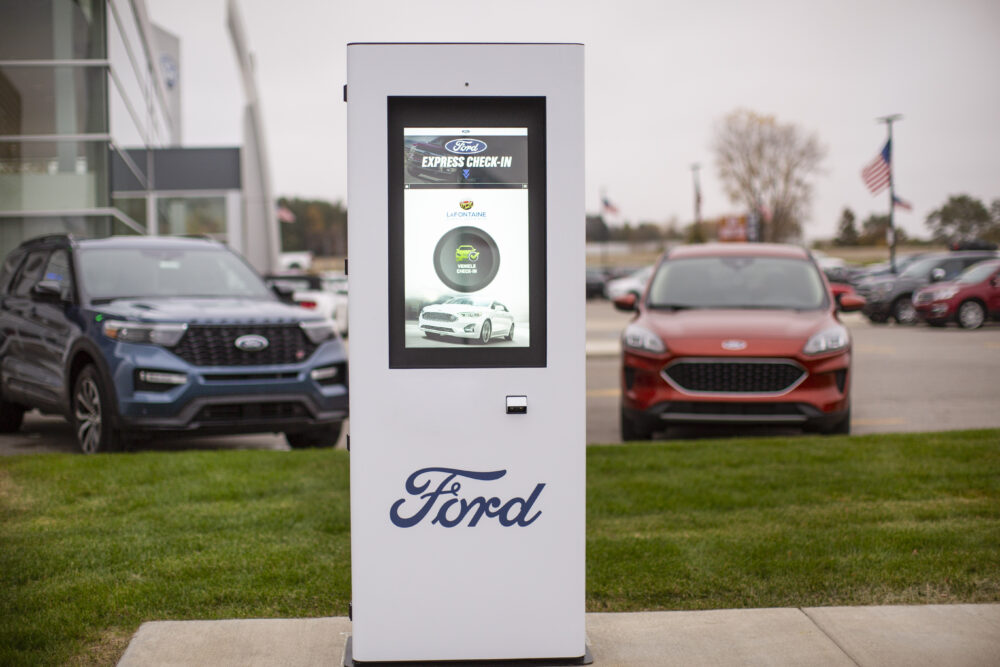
712,109,826,242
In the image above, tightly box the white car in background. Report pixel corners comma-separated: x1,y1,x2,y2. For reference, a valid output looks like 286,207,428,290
321,272,349,336
604,265,653,301
264,274,347,336
418,296,515,344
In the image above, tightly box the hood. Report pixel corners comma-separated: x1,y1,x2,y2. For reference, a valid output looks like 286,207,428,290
90,297,320,325
638,308,835,357
422,302,487,316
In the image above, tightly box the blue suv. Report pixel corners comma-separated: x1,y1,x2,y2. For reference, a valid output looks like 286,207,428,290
0,235,348,453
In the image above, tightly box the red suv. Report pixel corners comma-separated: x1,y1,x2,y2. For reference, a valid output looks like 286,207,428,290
913,258,1000,329
616,243,864,439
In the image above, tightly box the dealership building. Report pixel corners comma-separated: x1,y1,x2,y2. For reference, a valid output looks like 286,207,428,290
0,0,279,271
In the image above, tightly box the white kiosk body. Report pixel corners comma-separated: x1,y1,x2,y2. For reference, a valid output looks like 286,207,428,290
346,44,585,662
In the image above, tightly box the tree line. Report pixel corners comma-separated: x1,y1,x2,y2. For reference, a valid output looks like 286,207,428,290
833,194,1000,246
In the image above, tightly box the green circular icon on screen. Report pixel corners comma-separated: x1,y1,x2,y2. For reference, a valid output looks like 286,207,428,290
433,226,500,293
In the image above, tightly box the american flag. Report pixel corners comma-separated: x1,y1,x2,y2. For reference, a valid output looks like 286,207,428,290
893,194,912,211
601,195,619,216
862,140,891,195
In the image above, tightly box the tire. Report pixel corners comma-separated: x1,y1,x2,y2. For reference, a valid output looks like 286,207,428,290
0,396,25,433
957,300,986,330
620,405,652,441
72,364,125,454
892,296,918,325
285,422,343,449
820,408,851,435
479,319,492,344
504,323,515,341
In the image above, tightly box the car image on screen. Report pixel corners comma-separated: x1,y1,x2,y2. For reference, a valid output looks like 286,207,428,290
418,296,515,344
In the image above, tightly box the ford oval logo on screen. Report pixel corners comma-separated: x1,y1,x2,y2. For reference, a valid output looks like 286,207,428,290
235,334,269,352
445,139,487,154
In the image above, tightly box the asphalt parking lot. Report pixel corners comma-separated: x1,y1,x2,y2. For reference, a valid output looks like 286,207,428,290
2,300,998,454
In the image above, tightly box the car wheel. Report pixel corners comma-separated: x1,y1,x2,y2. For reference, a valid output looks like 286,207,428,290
480,319,492,344
72,364,125,454
821,408,851,435
505,323,515,341
957,300,986,330
620,405,652,441
0,395,25,433
892,296,918,325
285,422,343,449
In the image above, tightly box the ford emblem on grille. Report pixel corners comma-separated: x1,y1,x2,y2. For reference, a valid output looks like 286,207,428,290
721,339,747,351
234,334,269,352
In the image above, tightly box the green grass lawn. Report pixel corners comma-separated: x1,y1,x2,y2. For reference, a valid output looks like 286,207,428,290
2,429,998,665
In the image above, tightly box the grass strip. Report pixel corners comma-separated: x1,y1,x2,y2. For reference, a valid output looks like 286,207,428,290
1,429,998,665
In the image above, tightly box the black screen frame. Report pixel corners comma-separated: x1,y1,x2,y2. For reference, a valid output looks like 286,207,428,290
387,96,547,369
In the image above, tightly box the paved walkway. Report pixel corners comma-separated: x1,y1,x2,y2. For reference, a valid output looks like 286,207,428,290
118,604,1000,666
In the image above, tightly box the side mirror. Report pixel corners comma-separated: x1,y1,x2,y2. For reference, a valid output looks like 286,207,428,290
32,280,65,303
613,293,637,312
271,284,295,303
837,294,866,313
990,275,1000,288
930,267,946,282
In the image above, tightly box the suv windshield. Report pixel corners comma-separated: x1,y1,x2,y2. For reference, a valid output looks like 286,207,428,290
898,256,942,280
78,246,272,301
647,256,827,310
957,260,1000,284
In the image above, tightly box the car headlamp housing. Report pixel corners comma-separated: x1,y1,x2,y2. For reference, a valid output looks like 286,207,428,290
933,286,959,301
300,319,337,344
622,323,667,354
458,311,479,317
102,320,187,347
803,325,849,355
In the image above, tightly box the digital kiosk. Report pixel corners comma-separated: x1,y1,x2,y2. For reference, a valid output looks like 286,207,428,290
346,43,585,663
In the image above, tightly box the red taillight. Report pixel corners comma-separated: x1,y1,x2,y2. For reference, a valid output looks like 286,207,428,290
299,300,318,309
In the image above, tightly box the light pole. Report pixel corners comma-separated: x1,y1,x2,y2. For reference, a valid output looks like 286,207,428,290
877,114,903,272
691,163,702,242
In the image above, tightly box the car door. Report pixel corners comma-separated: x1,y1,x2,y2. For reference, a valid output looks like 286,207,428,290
987,267,1000,316
2,249,50,403
491,302,514,334
0,248,28,391
19,249,78,408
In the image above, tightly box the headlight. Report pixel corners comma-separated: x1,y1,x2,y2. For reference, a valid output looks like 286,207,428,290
933,286,959,301
803,325,849,355
622,323,666,354
102,320,187,347
300,319,337,344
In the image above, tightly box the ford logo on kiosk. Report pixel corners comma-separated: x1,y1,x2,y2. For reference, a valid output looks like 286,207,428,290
234,334,269,351
390,467,545,528
445,138,487,154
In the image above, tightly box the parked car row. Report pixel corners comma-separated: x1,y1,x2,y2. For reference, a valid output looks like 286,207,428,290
0,235,349,454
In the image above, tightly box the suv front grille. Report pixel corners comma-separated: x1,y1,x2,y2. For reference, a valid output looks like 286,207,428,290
172,324,317,366
663,359,805,394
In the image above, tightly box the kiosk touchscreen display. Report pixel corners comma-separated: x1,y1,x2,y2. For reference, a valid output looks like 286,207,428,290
388,98,546,368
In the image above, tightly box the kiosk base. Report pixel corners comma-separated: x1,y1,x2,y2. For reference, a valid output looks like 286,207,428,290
343,638,594,666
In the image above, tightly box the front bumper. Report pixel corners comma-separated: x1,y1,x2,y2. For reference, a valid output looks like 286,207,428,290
107,339,348,434
862,298,893,319
914,300,955,322
621,349,851,428
418,316,483,339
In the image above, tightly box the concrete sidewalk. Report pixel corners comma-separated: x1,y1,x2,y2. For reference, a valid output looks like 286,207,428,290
117,604,1000,666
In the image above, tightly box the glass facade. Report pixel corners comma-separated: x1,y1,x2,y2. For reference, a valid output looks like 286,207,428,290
0,0,198,260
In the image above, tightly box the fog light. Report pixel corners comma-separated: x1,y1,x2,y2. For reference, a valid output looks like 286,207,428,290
135,369,187,391
310,366,339,382
464,324,476,333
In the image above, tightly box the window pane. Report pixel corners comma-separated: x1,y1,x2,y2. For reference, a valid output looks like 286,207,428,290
0,0,106,60
0,140,108,211
112,196,146,231
0,65,108,136
156,197,227,241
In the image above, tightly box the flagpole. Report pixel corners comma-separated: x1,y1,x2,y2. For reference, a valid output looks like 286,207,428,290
877,114,902,272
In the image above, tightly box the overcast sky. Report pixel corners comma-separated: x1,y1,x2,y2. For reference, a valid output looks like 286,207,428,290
147,0,1000,241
